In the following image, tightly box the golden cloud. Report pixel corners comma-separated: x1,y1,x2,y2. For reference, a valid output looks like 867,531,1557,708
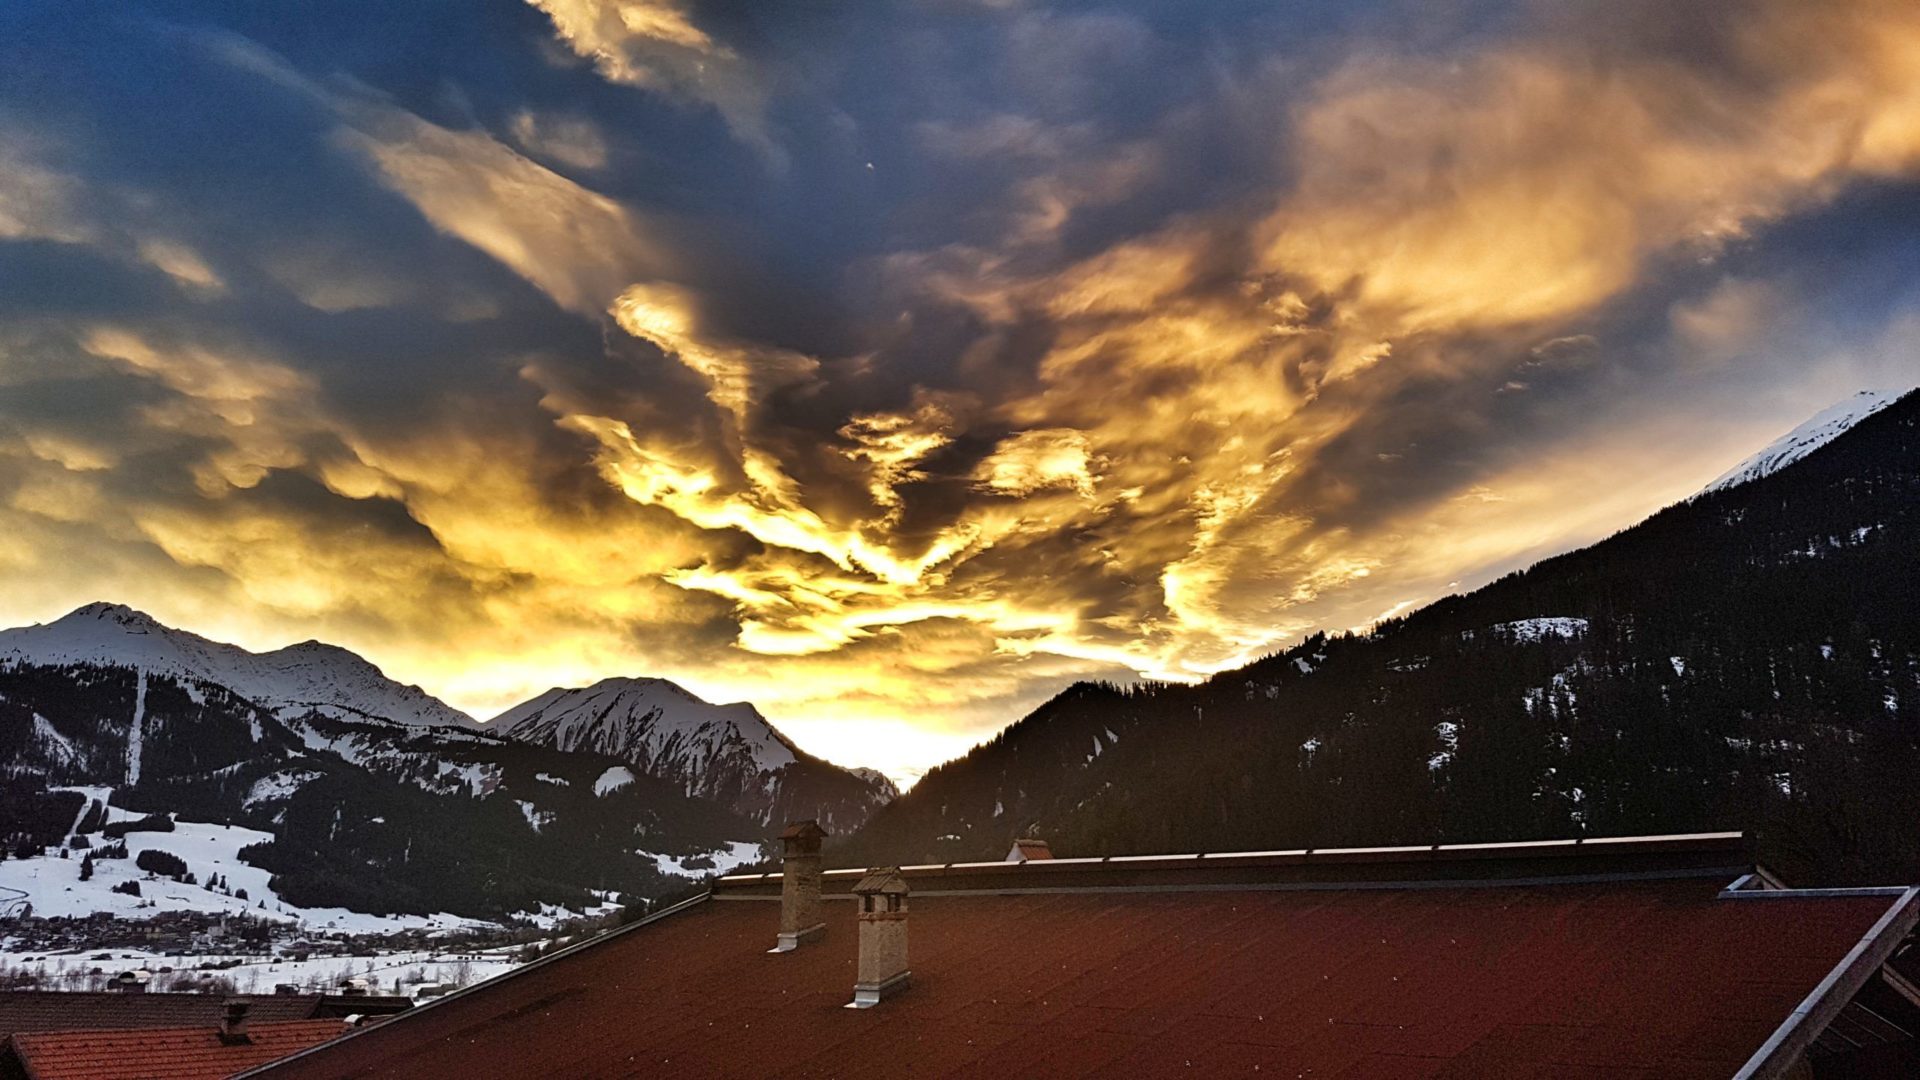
9,1,1920,787
1259,2,1920,336
342,115,663,316
524,0,777,157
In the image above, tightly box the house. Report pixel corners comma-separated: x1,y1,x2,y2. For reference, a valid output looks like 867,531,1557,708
0,989,412,1079
0,1000,347,1080
1006,838,1054,862
242,829,1920,1078
0,991,412,1037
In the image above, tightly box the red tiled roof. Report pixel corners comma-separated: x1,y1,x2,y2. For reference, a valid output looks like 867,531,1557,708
0,993,322,1037
0,992,411,1037
243,873,1905,1079
9,1019,348,1080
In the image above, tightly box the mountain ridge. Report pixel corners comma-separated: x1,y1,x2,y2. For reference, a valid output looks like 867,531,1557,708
844,388,1920,886
0,602,477,730
496,675,896,833
1704,388,1908,493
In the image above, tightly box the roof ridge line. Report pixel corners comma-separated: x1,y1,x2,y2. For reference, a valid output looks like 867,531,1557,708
717,831,1749,888
707,864,1753,898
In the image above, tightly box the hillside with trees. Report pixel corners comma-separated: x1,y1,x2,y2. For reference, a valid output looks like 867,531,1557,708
845,392,1920,887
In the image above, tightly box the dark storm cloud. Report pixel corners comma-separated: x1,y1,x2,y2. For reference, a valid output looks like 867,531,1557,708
2,0,1919,781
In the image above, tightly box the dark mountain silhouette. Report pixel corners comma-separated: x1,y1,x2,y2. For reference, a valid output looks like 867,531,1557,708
845,390,1920,887
0,635,761,921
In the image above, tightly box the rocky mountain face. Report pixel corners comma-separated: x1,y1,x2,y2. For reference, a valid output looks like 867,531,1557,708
0,603,475,729
0,610,888,923
0,647,759,920
495,677,897,834
845,390,1920,888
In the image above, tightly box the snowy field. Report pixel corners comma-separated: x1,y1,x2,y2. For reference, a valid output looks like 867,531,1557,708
637,840,765,878
0,946,523,999
0,788,614,934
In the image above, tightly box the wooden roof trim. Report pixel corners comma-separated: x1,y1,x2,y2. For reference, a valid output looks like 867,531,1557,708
1879,961,1920,1011
1732,885,1920,1080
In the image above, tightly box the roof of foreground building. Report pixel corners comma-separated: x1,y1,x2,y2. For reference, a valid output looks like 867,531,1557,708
241,833,1920,1079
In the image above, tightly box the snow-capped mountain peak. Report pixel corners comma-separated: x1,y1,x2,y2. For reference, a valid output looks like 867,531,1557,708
67,601,164,630
493,675,896,829
493,676,798,781
0,603,477,728
1704,389,1910,494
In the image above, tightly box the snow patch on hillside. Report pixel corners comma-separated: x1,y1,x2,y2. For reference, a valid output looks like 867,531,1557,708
1483,617,1589,643
1429,721,1461,772
593,766,635,796
516,800,554,833
32,715,78,765
126,669,147,785
432,761,501,798
0,810,487,935
637,841,763,878
244,770,320,807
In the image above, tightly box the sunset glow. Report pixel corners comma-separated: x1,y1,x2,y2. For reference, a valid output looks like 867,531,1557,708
3,1,1919,786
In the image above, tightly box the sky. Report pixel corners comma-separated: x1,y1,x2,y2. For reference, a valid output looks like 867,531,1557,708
2,0,1919,787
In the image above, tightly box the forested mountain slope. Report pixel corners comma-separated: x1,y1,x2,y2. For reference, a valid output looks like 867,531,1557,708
846,391,1920,886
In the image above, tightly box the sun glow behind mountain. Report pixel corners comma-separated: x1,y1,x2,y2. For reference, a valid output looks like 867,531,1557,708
3,1,1920,786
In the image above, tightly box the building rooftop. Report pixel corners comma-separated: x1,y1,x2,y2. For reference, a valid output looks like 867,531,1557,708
4,1019,348,1080
0,991,410,1037
241,832,1920,1079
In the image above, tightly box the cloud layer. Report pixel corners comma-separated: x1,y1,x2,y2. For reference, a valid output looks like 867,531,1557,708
2,0,1918,784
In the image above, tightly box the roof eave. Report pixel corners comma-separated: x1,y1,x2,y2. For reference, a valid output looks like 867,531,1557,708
1732,884,1920,1080
229,890,714,1080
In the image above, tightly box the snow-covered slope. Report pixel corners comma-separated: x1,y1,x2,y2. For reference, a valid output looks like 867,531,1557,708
1704,390,1909,493
0,603,476,728
493,677,797,796
0,789,491,933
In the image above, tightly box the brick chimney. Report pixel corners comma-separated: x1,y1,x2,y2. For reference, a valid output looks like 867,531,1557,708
771,820,828,953
218,998,252,1045
846,867,910,1008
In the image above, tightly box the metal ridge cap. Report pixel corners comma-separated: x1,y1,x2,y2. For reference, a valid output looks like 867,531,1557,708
1718,885,1913,900
1579,830,1746,848
717,832,1749,889
890,865,1747,897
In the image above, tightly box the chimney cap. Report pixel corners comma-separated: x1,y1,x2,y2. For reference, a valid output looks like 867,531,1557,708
780,820,828,841
851,867,910,896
